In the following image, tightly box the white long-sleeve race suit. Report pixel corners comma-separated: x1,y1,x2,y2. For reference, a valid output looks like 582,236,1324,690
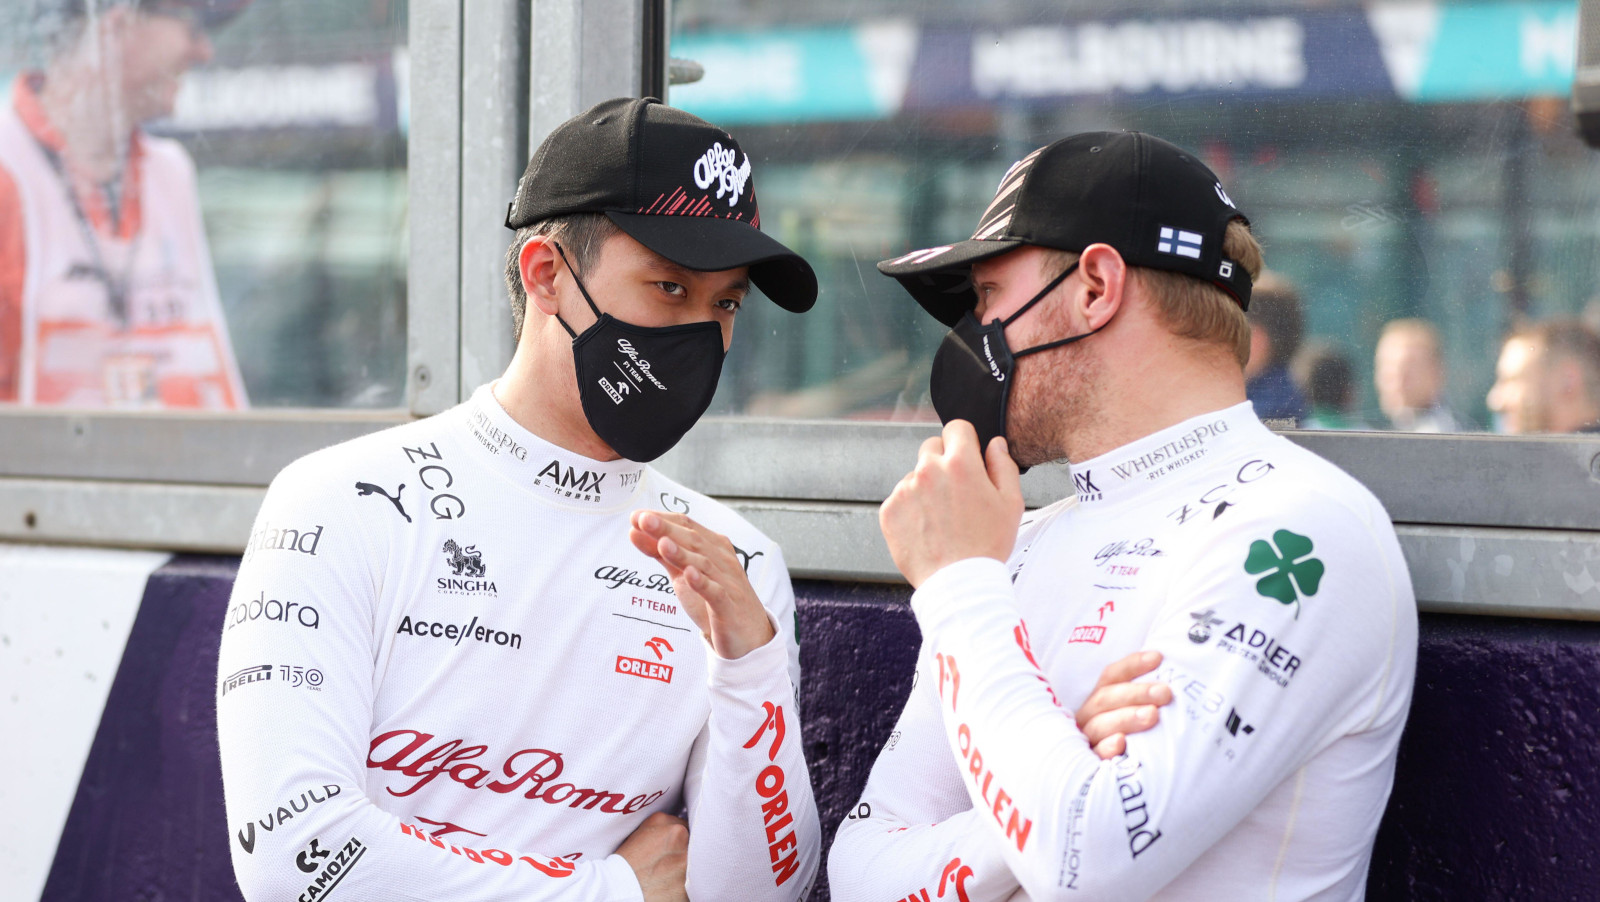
830,402,1416,902
217,383,819,902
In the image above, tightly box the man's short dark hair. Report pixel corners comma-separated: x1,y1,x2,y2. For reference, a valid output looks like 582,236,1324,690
1247,272,1303,368
503,213,620,342
1293,345,1356,410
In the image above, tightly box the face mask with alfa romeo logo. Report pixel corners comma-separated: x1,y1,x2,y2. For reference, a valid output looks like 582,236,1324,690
930,261,1106,462
552,243,725,462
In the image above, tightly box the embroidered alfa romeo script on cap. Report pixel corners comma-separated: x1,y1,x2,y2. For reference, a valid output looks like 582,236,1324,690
639,140,757,222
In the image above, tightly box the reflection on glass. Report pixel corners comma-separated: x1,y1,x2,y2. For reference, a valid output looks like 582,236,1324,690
1486,319,1600,433
1,0,407,410
1243,272,1307,425
671,0,1600,435
1373,317,1459,432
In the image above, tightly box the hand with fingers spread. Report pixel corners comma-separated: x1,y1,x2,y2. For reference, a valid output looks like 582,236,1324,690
629,510,776,659
616,812,690,902
1075,650,1174,760
879,420,1026,588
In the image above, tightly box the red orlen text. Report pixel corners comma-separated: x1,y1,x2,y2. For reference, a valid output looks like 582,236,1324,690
743,701,801,886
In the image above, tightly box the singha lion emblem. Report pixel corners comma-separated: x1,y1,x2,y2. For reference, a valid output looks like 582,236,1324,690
442,539,486,578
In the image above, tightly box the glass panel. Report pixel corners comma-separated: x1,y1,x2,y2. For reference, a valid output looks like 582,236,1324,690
672,0,1600,435
0,0,407,410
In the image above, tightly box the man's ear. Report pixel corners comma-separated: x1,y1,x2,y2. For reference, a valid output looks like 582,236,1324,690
1075,243,1127,330
519,236,562,317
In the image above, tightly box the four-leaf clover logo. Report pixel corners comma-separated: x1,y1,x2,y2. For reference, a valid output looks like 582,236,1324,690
1243,529,1324,617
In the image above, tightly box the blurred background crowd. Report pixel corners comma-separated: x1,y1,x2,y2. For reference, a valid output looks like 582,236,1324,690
5,0,1600,434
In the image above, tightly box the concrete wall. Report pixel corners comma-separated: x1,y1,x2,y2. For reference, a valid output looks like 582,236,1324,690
13,555,1600,900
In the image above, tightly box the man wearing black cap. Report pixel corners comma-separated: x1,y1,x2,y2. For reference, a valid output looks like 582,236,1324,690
829,133,1416,901
218,98,819,902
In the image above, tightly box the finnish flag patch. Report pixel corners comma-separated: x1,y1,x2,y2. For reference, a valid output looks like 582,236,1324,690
1157,226,1203,259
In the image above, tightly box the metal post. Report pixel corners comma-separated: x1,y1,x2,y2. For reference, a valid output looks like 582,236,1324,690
528,0,658,154
458,0,531,397
407,0,464,414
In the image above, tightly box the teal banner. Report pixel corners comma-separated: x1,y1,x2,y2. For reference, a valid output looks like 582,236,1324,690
1398,1,1577,101
668,24,912,125
667,3,1582,126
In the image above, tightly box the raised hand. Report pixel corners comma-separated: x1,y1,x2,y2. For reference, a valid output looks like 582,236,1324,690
880,420,1025,588
628,511,776,660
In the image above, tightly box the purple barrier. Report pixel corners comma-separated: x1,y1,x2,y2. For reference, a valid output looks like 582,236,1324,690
1367,615,1600,899
36,557,1600,901
41,555,244,902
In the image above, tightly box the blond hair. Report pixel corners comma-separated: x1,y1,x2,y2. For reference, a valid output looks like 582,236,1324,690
1042,219,1262,366
1379,318,1442,360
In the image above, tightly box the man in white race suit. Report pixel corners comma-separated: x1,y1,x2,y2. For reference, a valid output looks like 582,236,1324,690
830,131,1417,902
218,98,821,902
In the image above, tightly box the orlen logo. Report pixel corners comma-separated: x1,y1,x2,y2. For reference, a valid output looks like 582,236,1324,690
743,701,802,887
1069,625,1106,644
615,656,672,683
616,636,675,683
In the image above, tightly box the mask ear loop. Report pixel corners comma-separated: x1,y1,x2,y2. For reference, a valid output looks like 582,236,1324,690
551,240,603,339
1000,261,1078,327
997,261,1111,359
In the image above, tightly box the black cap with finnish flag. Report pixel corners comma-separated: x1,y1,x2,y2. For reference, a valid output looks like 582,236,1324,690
506,96,817,313
879,131,1252,326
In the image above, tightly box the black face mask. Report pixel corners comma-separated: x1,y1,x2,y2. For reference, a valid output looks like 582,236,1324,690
929,261,1106,459
553,243,726,462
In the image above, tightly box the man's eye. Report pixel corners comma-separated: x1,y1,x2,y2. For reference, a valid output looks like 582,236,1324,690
658,281,687,297
717,297,743,313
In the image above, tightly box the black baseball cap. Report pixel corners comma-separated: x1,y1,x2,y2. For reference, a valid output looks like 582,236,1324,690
879,131,1253,326
506,97,817,313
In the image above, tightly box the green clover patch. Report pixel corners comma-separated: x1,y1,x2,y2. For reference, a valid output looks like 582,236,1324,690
1243,529,1324,617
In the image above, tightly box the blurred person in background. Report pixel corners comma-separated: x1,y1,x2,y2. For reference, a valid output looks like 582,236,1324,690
1374,318,1458,432
1293,343,1369,430
1242,270,1307,424
0,0,248,408
1487,319,1600,434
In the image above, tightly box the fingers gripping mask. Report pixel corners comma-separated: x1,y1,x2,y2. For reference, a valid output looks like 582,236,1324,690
553,243,726,462
929,261,1106,457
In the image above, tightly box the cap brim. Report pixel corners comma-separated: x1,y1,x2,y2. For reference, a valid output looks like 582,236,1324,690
877,238,1024,327
607,212,817,313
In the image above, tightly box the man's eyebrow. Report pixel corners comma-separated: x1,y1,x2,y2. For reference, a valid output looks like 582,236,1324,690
643,258,750,296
